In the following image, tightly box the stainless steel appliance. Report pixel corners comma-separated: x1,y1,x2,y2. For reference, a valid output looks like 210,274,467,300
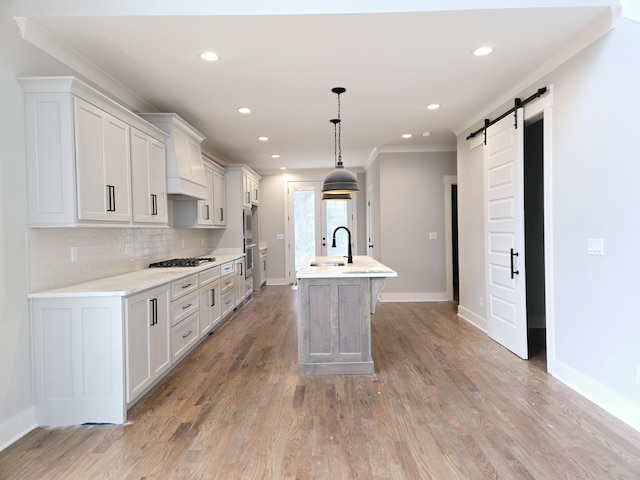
243,207,253,242
243,207,255,279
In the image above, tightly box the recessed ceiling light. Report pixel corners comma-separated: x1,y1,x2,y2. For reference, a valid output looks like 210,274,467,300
237,107,251,114
200,51,219,62
473,46,493,57
271,154,280,159
258,136,269,141
402,133,412,139
422,131,432,137
280,167,287,170
426,103,440,110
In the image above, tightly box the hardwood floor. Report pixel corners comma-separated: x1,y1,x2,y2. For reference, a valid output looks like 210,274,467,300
1,286,639,479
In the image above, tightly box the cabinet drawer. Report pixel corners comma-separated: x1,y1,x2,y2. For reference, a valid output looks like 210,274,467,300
220,261,234,277
170,274,198,301
220,272,235,293
221,288,235,317
199,265,220,286
171,312,199,362
171,290,198,327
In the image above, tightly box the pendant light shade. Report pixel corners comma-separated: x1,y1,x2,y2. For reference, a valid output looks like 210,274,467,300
322,192,352,201
322,87,359,198
322,167,359,195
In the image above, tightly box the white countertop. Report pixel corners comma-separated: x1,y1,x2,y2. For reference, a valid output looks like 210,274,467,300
296,255,397,279
28,253,244,299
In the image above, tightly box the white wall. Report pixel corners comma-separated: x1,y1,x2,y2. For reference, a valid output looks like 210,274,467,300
0,2,70,449
257,174,288,283
377,150,457,301
456,18,640,430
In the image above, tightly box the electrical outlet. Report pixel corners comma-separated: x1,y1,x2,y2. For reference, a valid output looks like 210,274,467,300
70,246,78,262
429,232,437,240
587,238,604,256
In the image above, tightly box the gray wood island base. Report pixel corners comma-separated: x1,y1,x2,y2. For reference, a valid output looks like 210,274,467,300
296,256,397,375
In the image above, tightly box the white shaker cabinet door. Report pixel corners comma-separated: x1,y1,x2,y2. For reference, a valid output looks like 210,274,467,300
131,128,168,224
213,170,226,226
196,164,214,226
125,286,170,404
74,97,132,223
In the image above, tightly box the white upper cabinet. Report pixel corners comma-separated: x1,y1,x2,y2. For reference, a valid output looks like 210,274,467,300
131,128,168,224
173,158,226,228
138,113,208,201
19,76,169,227
242,170,260,208
196,163,215,226
74,98,132,222
213,169,226,226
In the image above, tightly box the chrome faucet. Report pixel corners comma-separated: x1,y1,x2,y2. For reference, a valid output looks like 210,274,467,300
332,226,353,263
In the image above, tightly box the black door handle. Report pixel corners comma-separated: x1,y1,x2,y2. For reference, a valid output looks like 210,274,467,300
510,248,519,279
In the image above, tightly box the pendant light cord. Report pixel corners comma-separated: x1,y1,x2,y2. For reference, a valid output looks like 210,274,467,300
336,92,343,167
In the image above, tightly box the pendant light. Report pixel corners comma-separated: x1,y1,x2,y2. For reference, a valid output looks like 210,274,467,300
322,87,360,197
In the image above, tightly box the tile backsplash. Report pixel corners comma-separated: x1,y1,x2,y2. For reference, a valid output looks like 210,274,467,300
29,227,211,292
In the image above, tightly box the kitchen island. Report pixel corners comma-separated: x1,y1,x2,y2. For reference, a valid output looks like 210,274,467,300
296,255,397,375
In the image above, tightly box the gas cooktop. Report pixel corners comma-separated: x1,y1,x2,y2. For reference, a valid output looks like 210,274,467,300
148,257,216,268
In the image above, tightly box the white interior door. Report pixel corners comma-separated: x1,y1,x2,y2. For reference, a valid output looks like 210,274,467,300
484,109,528,359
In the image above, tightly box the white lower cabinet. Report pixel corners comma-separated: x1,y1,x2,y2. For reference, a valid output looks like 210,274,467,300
125,286,171,404
170,274,200,363
199,266,221,335
234,257,246,308
28,258,247,426
30,296,126,425
171,312,199,361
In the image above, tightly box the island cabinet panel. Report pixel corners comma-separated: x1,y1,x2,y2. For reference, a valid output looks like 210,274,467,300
298,277,373,375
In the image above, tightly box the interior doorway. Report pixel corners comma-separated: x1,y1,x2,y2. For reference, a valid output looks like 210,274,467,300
451,184,459,302
524,118,547,365
286,180,354,283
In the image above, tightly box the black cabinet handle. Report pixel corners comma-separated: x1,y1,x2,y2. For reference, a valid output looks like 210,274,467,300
205,204,210,220
211,288,215,307
151,194,158,215
149,298,158,326
182,330,193,339
510,248,519,279
106,185,116,212
220,208,224,222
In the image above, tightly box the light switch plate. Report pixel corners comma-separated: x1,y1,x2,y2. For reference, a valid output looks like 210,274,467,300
429,232,437,240
587,238,604,256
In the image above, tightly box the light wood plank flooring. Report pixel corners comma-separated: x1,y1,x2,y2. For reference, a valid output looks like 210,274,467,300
1,286,639,479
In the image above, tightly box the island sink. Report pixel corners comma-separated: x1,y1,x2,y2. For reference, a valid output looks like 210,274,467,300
309,260,345,267
296,255,397,375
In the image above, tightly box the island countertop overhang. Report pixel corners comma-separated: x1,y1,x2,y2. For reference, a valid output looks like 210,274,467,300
296,255,397,279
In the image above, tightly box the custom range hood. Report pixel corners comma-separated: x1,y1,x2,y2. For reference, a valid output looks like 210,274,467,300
138,113,208,200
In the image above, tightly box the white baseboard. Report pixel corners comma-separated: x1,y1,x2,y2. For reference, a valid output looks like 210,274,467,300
457,305,487,332
0,407,37,452
266,277,289,286
379,292,448,302
548,358,640,433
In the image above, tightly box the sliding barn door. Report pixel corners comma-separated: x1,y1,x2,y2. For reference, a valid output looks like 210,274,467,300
484,109,528,359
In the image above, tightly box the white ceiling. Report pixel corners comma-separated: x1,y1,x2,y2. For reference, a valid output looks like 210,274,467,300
15,2,619,173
